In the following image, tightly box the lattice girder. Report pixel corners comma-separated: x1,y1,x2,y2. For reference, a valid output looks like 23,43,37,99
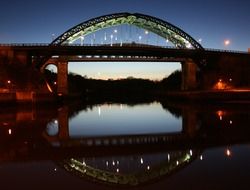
51,13,203,49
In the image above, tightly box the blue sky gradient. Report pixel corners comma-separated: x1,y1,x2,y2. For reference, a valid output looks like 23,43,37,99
1,0,249,79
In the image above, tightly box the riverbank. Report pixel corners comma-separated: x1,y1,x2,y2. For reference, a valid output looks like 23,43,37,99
0,92,56,104
2,89,250,104
159,89,250,103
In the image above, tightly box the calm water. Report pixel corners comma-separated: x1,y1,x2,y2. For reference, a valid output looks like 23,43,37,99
1,101,250,189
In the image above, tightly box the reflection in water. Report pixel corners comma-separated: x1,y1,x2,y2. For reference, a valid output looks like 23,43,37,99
68,103,182,137
46,119,59,136
1,102,250,189
59,149,200,186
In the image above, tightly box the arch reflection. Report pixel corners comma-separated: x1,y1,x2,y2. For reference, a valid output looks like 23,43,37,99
1,101,250,189
58,149,201,186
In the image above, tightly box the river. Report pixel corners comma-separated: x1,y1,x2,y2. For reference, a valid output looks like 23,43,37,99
1,101,250,189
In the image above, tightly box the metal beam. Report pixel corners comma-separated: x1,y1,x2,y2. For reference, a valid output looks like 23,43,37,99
51,12,203,49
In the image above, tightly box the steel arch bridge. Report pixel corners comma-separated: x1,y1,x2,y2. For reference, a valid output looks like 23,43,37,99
51,12,203,49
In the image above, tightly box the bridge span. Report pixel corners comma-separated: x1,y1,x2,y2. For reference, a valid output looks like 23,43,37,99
1,12,250,96
1,43,250,95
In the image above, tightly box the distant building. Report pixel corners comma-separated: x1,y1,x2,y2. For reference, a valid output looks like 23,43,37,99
248,48,250,53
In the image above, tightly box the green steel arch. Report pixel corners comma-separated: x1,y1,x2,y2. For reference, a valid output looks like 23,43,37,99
58,150,200,186
51,12,203,49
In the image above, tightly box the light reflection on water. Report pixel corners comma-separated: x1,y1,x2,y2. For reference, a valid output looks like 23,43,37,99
67,102,181,137
1,102,250,189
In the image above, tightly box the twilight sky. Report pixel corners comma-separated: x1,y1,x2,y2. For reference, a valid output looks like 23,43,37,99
0,0,249,79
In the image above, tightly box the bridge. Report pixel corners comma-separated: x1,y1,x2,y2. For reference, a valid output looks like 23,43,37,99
0,12,250,96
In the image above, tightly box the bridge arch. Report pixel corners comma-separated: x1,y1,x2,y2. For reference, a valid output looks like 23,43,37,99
51,12,203,49
45,13,203,94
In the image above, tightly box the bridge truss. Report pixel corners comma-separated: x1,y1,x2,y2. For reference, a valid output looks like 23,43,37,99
51,13,203,49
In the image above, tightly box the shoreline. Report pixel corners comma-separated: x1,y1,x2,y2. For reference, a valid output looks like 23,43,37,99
159,90,250,103
1,90,250,104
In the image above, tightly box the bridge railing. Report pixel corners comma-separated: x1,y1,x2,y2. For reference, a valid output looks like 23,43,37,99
0,43,248,54
0,43,50,47
0,42,176,48
204,48,248,54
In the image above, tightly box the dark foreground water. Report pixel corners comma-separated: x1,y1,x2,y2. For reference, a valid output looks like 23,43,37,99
1,101,250,189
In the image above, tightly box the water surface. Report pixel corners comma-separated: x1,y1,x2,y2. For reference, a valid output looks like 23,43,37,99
1,101,250,189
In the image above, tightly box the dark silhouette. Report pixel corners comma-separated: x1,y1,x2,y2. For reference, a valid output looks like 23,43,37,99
44,69,182,102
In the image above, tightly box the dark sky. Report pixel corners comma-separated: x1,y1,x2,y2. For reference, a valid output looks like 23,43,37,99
0,0,249,79
0,0,249,50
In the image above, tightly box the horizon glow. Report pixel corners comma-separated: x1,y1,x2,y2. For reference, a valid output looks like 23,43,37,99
66,61,181,80
47,61,181,80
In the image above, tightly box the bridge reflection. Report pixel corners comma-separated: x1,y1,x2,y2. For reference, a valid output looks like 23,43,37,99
1,101,250,187
59,149,200,186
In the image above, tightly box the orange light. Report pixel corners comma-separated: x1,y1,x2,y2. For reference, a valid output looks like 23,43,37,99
216,110,225,119
46,81,53,93
215,81,224,89
8,129,12,135
213,79,232,90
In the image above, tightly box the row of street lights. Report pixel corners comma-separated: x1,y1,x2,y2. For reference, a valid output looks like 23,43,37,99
81,32,231,49
52,29,231,49
74,28,166,46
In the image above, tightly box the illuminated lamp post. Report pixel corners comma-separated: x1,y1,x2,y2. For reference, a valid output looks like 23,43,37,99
110,34,113,46
224,39,230,50
114,29,118,42
104,32,107,42
7,80,11,92
138,35,142,44
80,36,84,46
145,30,149,44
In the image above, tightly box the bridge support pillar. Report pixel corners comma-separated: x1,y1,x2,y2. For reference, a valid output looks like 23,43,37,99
57,61,68,95
181,59,197,90
182,108,197,138
58,106,69,140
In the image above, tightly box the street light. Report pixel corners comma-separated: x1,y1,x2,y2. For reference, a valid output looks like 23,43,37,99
7,80,11,92
145,30,149,44
224,39,230,50
166,39,169,43
80,36,84,46
138,35,142,43
104,32,107,41
110,34,113,46
114,29,118,41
